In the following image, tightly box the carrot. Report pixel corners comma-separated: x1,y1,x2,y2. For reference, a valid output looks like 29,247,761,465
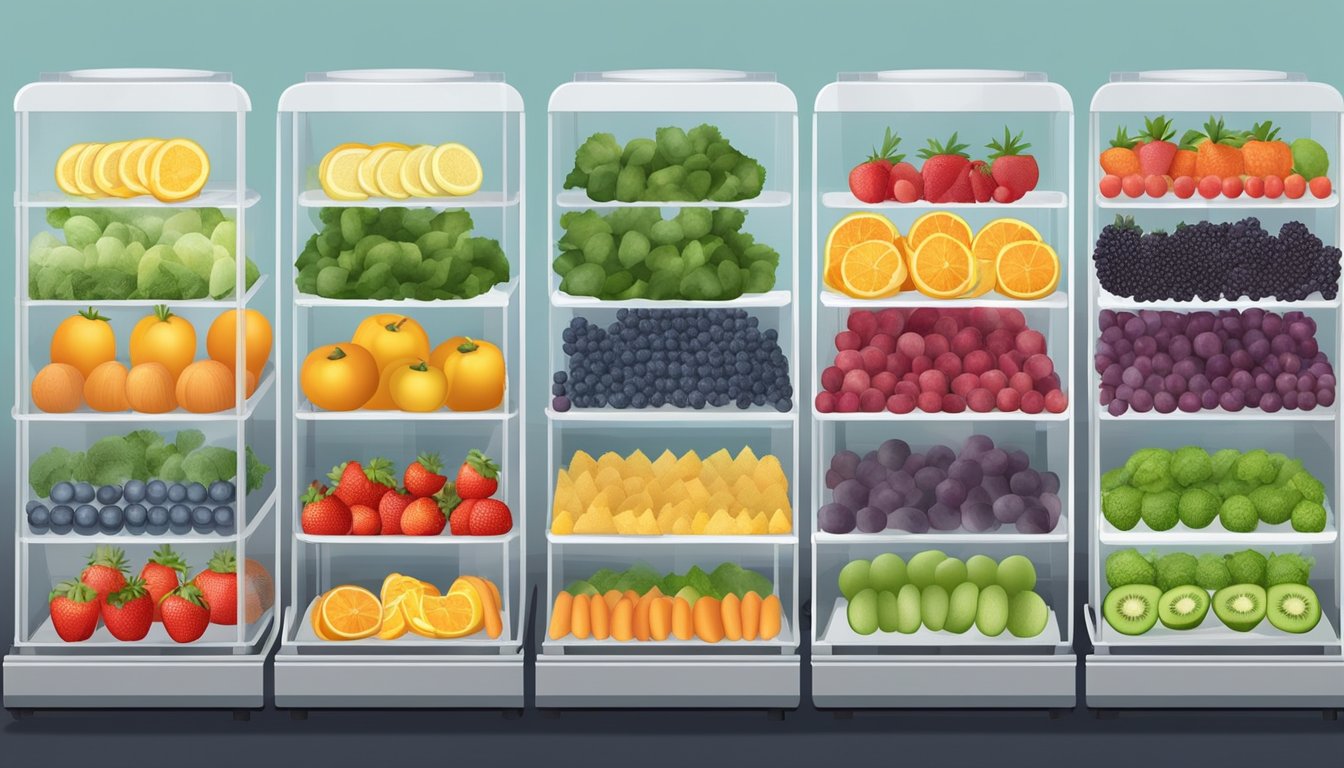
571,593,591,639
720,593,742,641
671,596,694,640
694,596,724,643
759,595,782,640
1169,148,1197,178
603,589,623,610
611,597,635,641
590,591,611,640
622,589,640,605
549,592,573,639
634,592,655,641
650,596,673,641
740,591,762,640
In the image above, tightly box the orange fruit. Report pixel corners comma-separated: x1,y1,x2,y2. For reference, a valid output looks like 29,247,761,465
839,239,906,299
318,584,382,640
72,143,105,197
147,138,210,202
429,142,482,196
910,233,977,299
961,260,997,298
995,241,1061,300
971,218,1040,264
311,592,332,641
134,139,166,192
117,138,159,196
824,213,899,290
378,595,409,640
92,142,135,198
54,143,88,195
413,590,483,638
456,576,503,639
906,211,972,253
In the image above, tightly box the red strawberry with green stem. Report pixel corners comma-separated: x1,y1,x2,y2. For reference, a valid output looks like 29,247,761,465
848,127,903,203
1136,115,1177,176
378,487,414,535
192,549,246,625
468,498,514,536
160,584,211,643
401,492,453,536
301,482,352,536
103,577,153,641
917,133,973,203
456,450,500,499
350,504,381,536
968,160,995,203
81,545,128,603
329,458,396,509
140,545,188,621
986,127,1039,203
49,579,100,642
404,452,447,498
449,497,474,536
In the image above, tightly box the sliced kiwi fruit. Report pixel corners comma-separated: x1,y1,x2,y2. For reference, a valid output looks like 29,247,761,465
945,582,979,634
1103,584,1161,635
1157,585,1209,630
1267,583,1321,634
1007,590,1049,638
895,583,921,634
1212,583,1266,632
976,584,1009,637
921,584,949,631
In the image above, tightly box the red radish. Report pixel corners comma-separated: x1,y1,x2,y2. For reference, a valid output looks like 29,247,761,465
1099,174,1122,198
985,127,1039,202
1121,174,1144,198
892,179,919,203
1136,115,1178,176
1285,173,1307,199
887,159,923,200
916,133,972,203
1144,175,1168,198
1264,175,1285,199
968,160,995,202
1172,176,1196,199
848,127,904,203
1310,176,1333,199
1221,176,1243,198
1244,176,1265,198
1197,175,1222,199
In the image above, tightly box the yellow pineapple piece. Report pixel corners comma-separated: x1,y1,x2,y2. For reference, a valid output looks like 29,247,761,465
596,450,625,473
634,509,660,535
753,455,784,486
553,484,582,512
568,450,597,477
734,511,754,535
706,490,736,515
619,491,653,515
594,465,624,491
595,486,626,512
622,476,648,497
675,450,702,480
691,510,710,534
613,509,638,535
671,516,692,535
701,471,728,493
732,475,760,507
655,504,678,533
768,509,792,534
651,449,678,478
735,446,760,476
760,486,791,514
683,478,710,506
551,510,575,535
750,511,770,535
573,473,599,508
660,480,689,505
705,447,733,472
704,509,737,535
555,469,573,488
574,508,616,534
625,449,653,478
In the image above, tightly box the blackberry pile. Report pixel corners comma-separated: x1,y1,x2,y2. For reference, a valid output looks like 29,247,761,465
1093,216,1341,302
552,308,793,412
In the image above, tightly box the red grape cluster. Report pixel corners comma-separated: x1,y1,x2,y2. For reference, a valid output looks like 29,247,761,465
1097,308,1336,416
816,308,1068,415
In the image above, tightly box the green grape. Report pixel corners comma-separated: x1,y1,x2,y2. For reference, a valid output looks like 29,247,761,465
103,221,130,244
209,257,238,299
574,133,622,173
682,240,706,272
649,219,683,246
390,243,422,281
679,265,721,300
603,270,635,296
163,209,203,237
133,215,164,244
647,165,686,190
199,208,225,235
655,126,693,163
210,220,236,257
552,252,580,277
63,216,102,250
559,263,605,297
717,261,742,297
675,208,712,240
172,232,214,279
315,265,349,298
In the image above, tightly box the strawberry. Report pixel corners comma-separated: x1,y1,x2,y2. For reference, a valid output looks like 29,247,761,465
140,544,187,621
916,133,972,203
350,504,381,535
848,128,903,203
301,482,352,536
160,584,211,643
1190,116,1245,179
102,577,153,641
402,490,455,536
403,452,447,498
449,498,474,536
193,549,246,625
49,580,100,642
378,488,413,535
456,450,500,499
80,545,128,603
1136,115,1178,177
887,160,922,201
967,160,995,203
329,458,396,509
468,498,514,536
985,127,1039,203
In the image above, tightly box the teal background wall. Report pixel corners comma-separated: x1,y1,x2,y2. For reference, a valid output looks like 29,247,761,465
1,0,1342,647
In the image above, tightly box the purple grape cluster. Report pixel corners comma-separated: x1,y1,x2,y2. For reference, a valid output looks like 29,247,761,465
1097,308,1337,416
818,435,1063,535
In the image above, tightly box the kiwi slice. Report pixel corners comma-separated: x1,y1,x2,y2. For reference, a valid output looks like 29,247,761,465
1157,585,1209,630
976,585,1009,637
945,582,979,634
1103,584,1161,635
921,585,949,631
895,583,921,634
1267,583,1321,634
1212,583,1266,632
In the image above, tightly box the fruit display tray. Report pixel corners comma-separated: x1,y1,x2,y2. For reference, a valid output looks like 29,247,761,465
1088,606,1340,649
1097,499,1337,546
288,598,511,650
542,616,793,652
22,608,274,651
820,190,1068,210
819,598,1061,648
1095,287,1342,312
1095,192,1338,210
812,517,1070,545
20,188,263,210
818,289,1069,310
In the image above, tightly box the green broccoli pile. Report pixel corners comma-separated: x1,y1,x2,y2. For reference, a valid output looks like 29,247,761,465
1101,447,1329,533
564,125,766,203
1106,548,1312,591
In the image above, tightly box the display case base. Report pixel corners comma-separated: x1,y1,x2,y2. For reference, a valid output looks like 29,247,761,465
274,648,524,709
1085,653,1344,708
536,653,800,708
812,653,1076,708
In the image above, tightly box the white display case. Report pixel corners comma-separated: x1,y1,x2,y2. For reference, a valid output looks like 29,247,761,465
810,71,1076,709
538,70,800,710
1086,71,1344,709
274,70,525,711
6,69,279,713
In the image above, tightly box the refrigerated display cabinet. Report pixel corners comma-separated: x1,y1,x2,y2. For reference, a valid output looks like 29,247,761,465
538,70,800,709
274,70,525,710
5,69,279,712
1086,70,1344,709
810,71,1076,709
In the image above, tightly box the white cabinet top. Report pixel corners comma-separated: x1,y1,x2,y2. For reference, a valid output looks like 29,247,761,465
278,69,522,113
815,70,1071,113
15,69,249,113
1091,70,1342,113
549,70,795,113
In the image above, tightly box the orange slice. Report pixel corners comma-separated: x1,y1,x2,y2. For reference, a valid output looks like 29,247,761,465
318,584,381,640
824,212,899,290
147,138,210,202
55,143,88,195
322,145,372,201
117,139,158,195
72,143,105,197
311,592,333,641
995,241,1061,300
961,259,997,298
135,139,165,193
377,595,409,640
910,233,977,298
399,145,435,197
906,211,972,253
429,142,482,196
375,149,411,200
839,239,907,299
415,590,483,638
461,576,504,639
971,218,1040,264
93,142,135,198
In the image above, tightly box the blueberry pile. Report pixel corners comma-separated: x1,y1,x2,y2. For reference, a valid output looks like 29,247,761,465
29,479,238,536
1094,216,1341,302
552,308,793,412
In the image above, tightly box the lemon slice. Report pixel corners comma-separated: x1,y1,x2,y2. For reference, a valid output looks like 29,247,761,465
54,143,88,195
429,142,482,196
117,139,158,196
147,138,210,202
322,145,371,201
355,146,395,197
375,149,411,199
319,142,368,183
419,148,446,196
72,143,105,197
399,145,435,197
93,142,135,198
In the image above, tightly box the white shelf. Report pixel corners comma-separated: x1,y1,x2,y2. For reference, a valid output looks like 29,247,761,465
18,187,261,210
294,280,517,309
543,613,793,649
1092,604,1340,648
296,529,519,546
821,190,1067,210
297,189,518,210
813,517,1069,545
1096,288,1341,311
546,405,796,424
550,289,791,310
24,274,269,310
1099,405,1335,422
1095,192,1338,210
296,400,515,422
820,289,1067,310
15,364,275,422
1098,501,1336,546
21,608,274,650
815,407,1070,423
547,533,796,546
818,598,1061,648
555,189,791,209
289,597,512,649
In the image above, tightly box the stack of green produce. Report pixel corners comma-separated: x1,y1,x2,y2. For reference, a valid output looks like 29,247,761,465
564,124,766,203
555,207,780,300
839,551,1050,639
29,207,259,301
564,562,771,600
295,207,509,301
1102,447,1328,533
28,428,268,497
1103,548,1321,635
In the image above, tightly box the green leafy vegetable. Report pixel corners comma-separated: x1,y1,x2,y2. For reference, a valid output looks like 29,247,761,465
564,124,767,203
27,429,270,497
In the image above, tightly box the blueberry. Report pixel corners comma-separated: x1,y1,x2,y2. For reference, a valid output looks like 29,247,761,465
26,499,45,515
191,505,214,531
213,505,235,532
145,480,168,505
74,504,99,533
98,505,124,533
208,481,235,504
50,482,75,504
73,482,95,504
123,503,148,529
123,479,147,504
147,505,170,527
169,503,192,527
49,505,74,529
27,503,50,531
552,396,571,412
96,484,123,505
186,483,208,504
167,483,187,503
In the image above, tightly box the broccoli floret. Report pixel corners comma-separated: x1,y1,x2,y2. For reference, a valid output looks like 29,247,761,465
1140,490,1180,531
1210,449,1241,480
1102,485,1143,530
1225,549,1268,587
1106,549,1157,589
1265,553,1314,587
1154,552,1199,591
1124,448,1165,476
1171,446,1213,487
1219,495,1259,532
1131,450,1173,493
1249,484,1299,526
1234,449,1276,485
1100,467,1131,493
1217,476,1253,500
1195,554,1233,591
1290,471,1326,504
1291,499,1327,533
1177,487,1220,529
1276,458,1305,486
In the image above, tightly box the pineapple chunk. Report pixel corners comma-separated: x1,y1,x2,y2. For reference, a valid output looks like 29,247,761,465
675,450,702,480
551,510,575,535
568,450,597,477
625,449,654,478
573,508,616,534
573,473,599,508
768,509,792,534
749,511,770,535
683,478,710,506
671,516,692,535
734,446,760,476
651,449,678,478
634,509,660,535
733,510,754,535
691,510,710,534
594,466,624,491
753,455,784,487
613,509,639,535
704,509,737,535
596,450,626,474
